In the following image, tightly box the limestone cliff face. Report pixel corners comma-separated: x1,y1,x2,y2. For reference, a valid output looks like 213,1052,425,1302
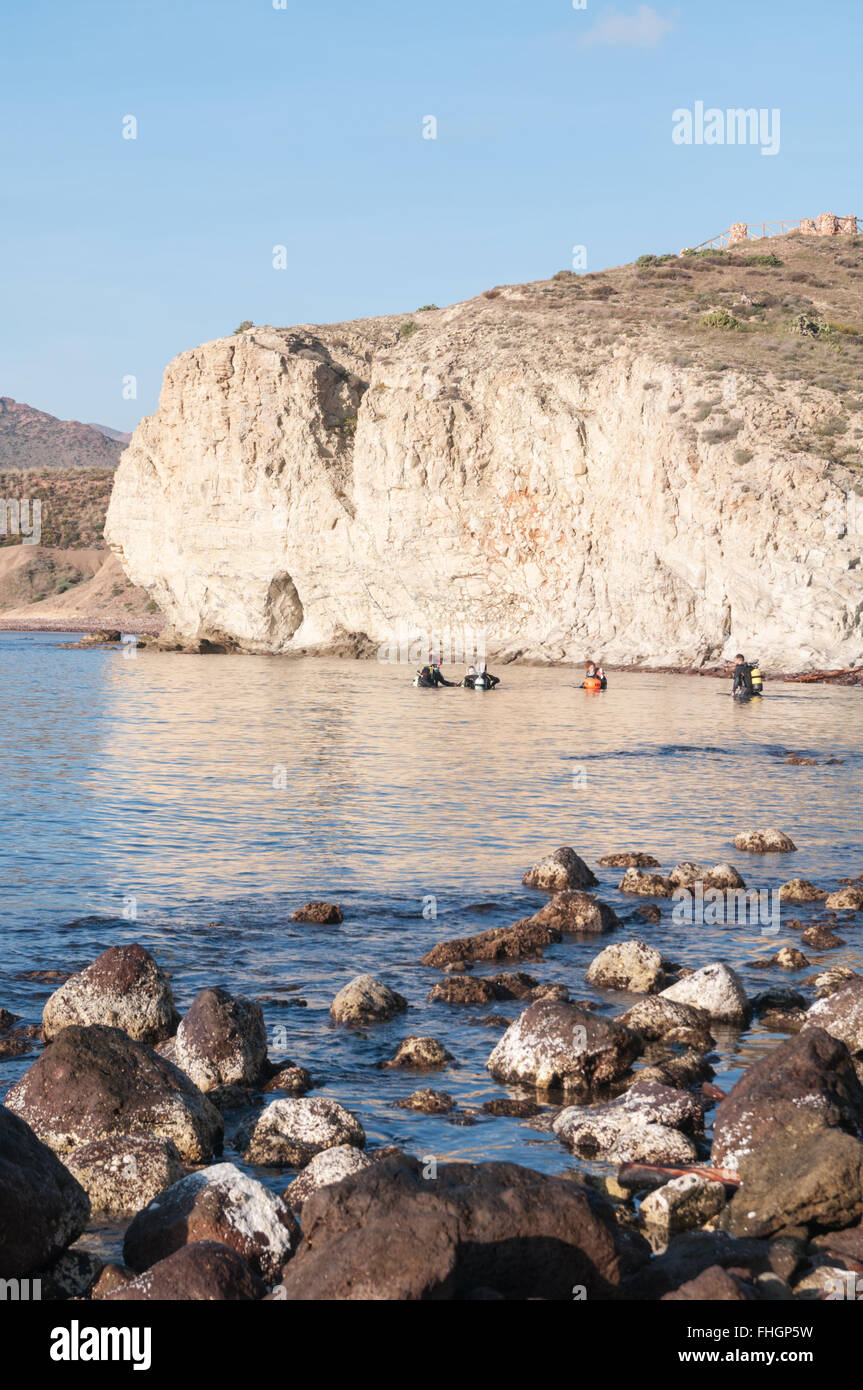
105,281,863,670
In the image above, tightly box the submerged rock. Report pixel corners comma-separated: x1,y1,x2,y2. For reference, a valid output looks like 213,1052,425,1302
273,1155,645,1300
242,1097,365,1167
585,940,667,995
749,986,807,1019
711,1028,863,1173
528,890,621,934
522,847,597,893
824,885,863,912
733,829,797,854
175,987,269,1093
330,974,407,1024
4,1024,223,1163
0,1104,90,1277
291,901,343,924
123,1163,300,1282
423,919,563,968
779,879,828,903
481,1097,543,1118
598,852,660,868
382,1036,454,1069
41,943,179,1045
105,1241,265,1301
64,1135,185,1218
429,976,499,1005
264,1064,312,1095
618,868,674,898
486,1000,641,1097
802,924,845,950
773,946,810,970
394,1088,455,1114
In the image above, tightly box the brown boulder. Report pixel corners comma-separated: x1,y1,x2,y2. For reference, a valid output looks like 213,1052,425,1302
711,1028,863,1172
522,847,598,893
41,943,179,1045
824,885,863,912
429,976,498,1005
4,1024,223,1163
779,879,828,904
0,1105,90,1277
291,902,343,924
662,1265,750,1300
618,868,675,898
723,1119,863,1238
274,1155,646,1300
382,1036,454,1069
422,918,561,968
487,1000,641,1097
105,1241,265,1300
123,1163,300,1282
528,890,621,934
174,987,268,1092
330,974,407,1024
394,1089,455,1114
733,829,797,854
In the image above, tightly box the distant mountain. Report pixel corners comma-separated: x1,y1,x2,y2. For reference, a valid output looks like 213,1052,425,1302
0,397,127,470
87,422,134,444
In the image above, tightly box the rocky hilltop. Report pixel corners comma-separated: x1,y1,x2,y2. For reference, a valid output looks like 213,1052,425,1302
0,398,126,471
106,232,863,670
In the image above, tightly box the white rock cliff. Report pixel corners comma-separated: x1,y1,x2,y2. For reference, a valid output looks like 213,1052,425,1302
105,278,863,670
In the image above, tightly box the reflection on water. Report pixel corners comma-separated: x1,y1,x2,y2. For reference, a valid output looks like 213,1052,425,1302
1,632,861,1225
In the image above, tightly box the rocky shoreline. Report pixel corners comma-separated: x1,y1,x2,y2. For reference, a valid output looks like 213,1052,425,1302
0,620,859,685
3,842,863,1301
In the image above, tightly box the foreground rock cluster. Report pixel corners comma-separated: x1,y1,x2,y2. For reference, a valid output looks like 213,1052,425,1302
3,835,862,1301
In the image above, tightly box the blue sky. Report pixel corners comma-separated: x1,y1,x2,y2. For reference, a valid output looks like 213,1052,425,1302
1,0,860,428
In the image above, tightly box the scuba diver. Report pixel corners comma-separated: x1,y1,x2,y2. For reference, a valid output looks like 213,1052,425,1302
750,659,764,696
414,661,455,688
462,661,499,689
596,664,608,691
581,662,602,691
732,654,755,700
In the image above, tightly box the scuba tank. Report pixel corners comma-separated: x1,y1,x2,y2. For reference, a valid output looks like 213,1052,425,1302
474,675,488,690
750,661,764,695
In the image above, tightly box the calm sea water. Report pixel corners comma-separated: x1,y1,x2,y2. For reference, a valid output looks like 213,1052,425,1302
2,632,861,1252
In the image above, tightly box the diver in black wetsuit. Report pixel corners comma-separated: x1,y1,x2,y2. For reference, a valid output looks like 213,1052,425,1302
732,654,755,700
429,661,455,687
